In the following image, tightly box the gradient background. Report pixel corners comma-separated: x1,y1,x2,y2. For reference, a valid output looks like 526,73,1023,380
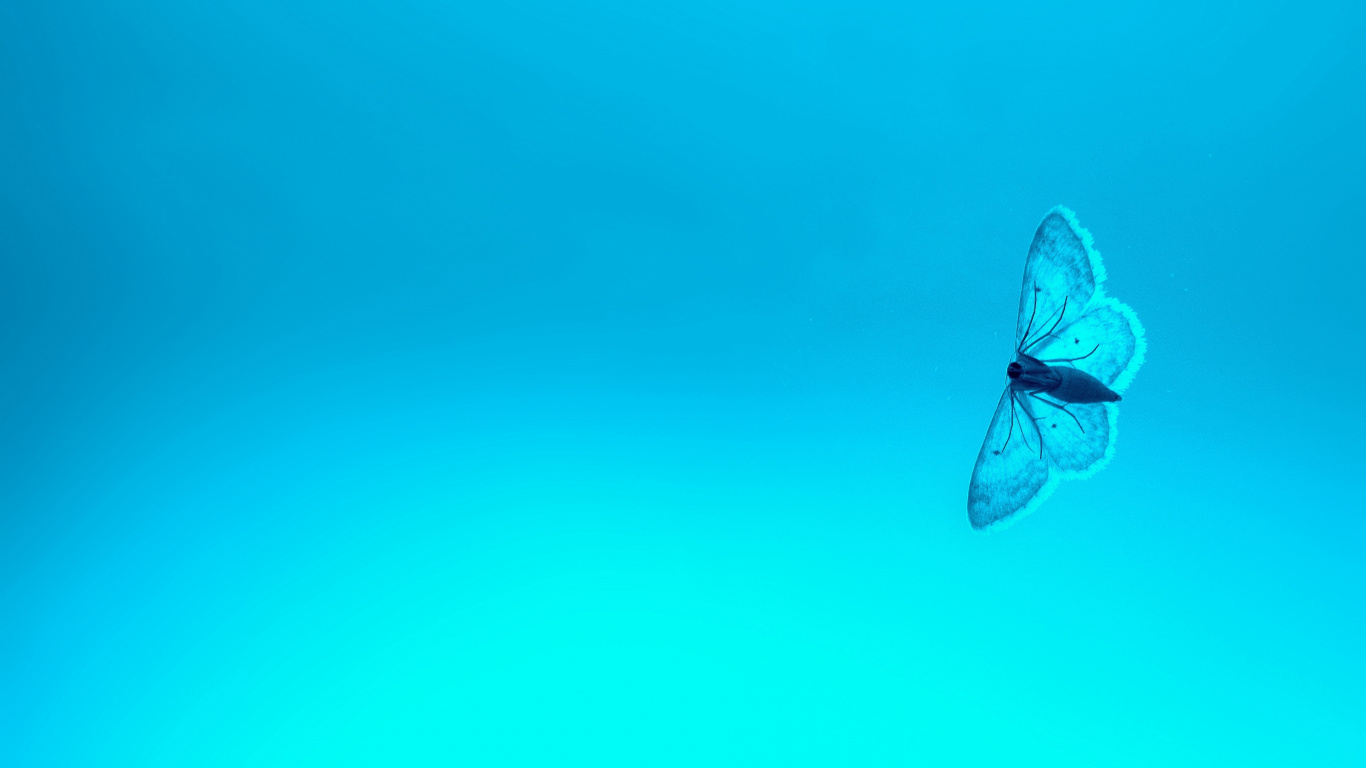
2,1,1363,765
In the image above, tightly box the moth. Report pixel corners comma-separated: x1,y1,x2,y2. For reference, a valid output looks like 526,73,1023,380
967,207,1146,530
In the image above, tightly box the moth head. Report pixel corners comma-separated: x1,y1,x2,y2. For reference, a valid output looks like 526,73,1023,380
1006,362,1023,379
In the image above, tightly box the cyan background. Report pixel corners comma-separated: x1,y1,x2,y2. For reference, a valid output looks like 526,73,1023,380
2,1,1362,765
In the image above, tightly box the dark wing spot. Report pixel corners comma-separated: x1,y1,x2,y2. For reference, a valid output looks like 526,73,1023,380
1073,337,1080,344
1051,423,1057,428
992,450,1001,455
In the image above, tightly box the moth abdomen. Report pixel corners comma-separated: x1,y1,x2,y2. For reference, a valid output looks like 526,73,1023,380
1050,366,1121,404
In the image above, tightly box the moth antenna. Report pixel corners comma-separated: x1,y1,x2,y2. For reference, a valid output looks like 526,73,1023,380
1022,299,1064,352
1018,285,1040,354
1024,295,1068,353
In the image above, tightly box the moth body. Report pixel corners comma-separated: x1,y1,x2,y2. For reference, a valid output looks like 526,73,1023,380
1007,354,1120,403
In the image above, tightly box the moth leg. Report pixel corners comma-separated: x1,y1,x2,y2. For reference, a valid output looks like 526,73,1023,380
1015,390,1046,458
1038,343,1100,367
1029,392,1084,433
996,392,1020,454
1024,295,1068,353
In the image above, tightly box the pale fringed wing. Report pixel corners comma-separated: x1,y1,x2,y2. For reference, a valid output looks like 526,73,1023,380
1033,300,1145,393
968,393,1116,531
968,390,1051,530
1038,399,1112,477
1016,208,1103,350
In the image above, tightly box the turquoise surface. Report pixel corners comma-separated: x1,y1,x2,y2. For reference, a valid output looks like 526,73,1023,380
2,1,1362,764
